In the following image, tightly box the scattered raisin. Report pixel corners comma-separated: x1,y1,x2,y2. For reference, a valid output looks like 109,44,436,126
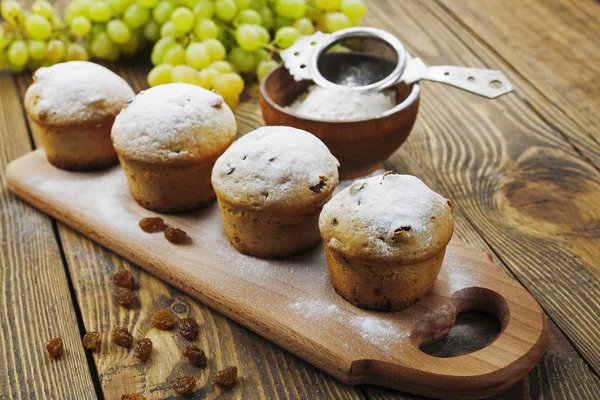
179,318,199,341
309,177,327,194
183,344,206,367
112,327,133,348
121,394,146,400
115,287,135,307
46,338,64,357
134,338,153,361
173,376,196,396
113,270,135,288
139,217,166,233
82,332,101,350
393,226,412,240
152,309,177,330
212,366,238,386
165,227,187,244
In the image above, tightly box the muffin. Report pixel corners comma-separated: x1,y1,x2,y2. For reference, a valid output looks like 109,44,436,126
319,173,454,311
212,126,339,258
111,83,236,213
24,61,134,171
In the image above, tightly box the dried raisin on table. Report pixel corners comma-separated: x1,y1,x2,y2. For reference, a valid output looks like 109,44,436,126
164,227,187,244
82,332,101,350
113,270,135,288
152,309,177,330
212,366,238,386
115,287,135,307
112,326,133,348
121,394,146,400
134,338,153,361
139,217,166,233
182,344,206,367
173,376,196,396
179,318,199,341
46,338,64,357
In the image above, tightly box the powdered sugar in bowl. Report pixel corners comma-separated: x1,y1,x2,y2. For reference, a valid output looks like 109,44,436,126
259,59,420,180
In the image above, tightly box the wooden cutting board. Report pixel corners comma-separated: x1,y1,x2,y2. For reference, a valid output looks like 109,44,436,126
6,150,547,399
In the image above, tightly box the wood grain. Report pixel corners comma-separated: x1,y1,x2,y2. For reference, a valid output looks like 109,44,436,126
0,74,97,398
362,0,600,377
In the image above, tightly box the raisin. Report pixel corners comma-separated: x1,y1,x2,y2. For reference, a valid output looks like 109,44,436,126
121,395,146,400
173,376,196,396
179,318,199,341
115,287,135,307
164,227,187,244
112,326,133,348
139,217,165,233
152,309,177,330
212,366,238,386
183,344,206,367
309,177,327,194
113,270,135,288
82,332,101,350
46,338,64,357
134,338,153,361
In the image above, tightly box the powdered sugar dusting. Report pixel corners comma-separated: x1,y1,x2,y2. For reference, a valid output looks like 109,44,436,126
350,316,407,350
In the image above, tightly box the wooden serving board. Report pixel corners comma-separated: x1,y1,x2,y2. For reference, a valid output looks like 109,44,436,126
6,150,547,399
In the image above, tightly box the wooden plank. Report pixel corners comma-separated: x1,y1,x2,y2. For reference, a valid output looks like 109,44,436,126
436,0,600,169
0,73,97,398
362,0,600,378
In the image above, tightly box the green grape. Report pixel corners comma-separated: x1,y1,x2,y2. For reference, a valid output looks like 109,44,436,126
107,19,131,44
90,23,106,38
66,42,90,60
257,59,278,81
160,21,179,37
185,42,210,69
273,15,292,31
234,9,261,26
258,6,273,29
234,0,251,10
65,0,90,24
314,0,340,12
152,1,174,24
235,24,263,52
213,72,244,96
46,39,66,62
323,12,351,32
293,17,315,35
27,58,43,71
253,47,269,63
193,0,215,19
215,0,237,22
28,40,46,60
25,15,53,41
31,0,55,19
123,3,150,29
106,45,120,61
0,51,9,70
171,65,202,85
340,0,366,21
0,27,12,51
7,40,29,67
110,0,134,15
203,38,226,61
163,43,186,65
275,0,307,19
222,93,239,108
144,20,161,42
90,32,113,58
210,60,234,73
147,63,173,86
193,18,218,40
119,30,140,56
151,36,176,64
228,46,257,73
305,6,322,22
255,25,270,44
171,7,194,33
89,2,112,23
137,0,158,8
275,26,300,49
198,67,219,89
1,0,25,26
178,0,198,8
70,16,92,37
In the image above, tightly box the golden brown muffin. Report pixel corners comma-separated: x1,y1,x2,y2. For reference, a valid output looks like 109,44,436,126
111,83,236,214
24,61,134,171
212,126,339,258
319,173,454,311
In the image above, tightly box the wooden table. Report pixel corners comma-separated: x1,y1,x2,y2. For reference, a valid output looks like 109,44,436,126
1,0,599,399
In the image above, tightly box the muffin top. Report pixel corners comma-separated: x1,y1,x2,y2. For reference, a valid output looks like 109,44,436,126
319,173,453,264
111,83,236,165
24,61,134,127
211,126,339,214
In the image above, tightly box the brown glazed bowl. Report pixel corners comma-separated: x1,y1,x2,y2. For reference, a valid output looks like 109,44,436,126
259,64,420,179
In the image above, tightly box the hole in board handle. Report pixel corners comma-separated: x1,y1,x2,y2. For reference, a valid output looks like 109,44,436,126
468,76,475,82
490,80,503,89
444,72,450,76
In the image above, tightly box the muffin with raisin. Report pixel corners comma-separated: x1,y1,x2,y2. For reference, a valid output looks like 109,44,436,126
319,173,454,311
212,126,339,258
